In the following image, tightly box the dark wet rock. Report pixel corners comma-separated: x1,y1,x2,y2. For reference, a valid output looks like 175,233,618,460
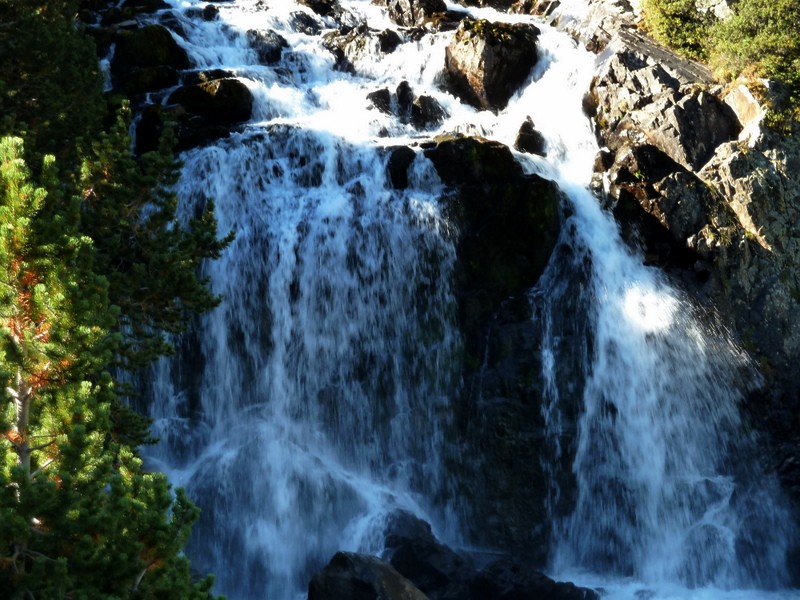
298,0,338,17
134,103,238,153
367,83,447,131
396,81,414,116
167,78,253,126
378,29,403,53
411,95,446,130
424,133,522,186
382,511,474,599
122,65,180,95
386,146,417,189
201,4,220,20
469,558,600,600
247,29,289,65
386,0,447,27
111,24,190,89
182,69,235,85
120,0,169,12
290,11,323,35
444,18,539,112
368,89,393,115
424,134,560,340
135,104,168,155
515,117,546,156
308,552,428,600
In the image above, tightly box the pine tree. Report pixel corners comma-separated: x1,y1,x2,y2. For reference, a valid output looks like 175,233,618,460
79,110,233,369
0,136,222,599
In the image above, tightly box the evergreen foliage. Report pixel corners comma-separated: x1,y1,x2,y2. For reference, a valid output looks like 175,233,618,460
0,137,221,599
641,0,710,61
0,1,231,597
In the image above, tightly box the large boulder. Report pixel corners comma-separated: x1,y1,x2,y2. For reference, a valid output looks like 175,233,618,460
167,78,253,125
308,552,428,600
111,24,190,89
423,135,560,344
444,18,539,112
382,511,474,599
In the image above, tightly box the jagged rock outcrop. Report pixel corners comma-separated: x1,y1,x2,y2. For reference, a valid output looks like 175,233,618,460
551,0,800,520
444,18,540,112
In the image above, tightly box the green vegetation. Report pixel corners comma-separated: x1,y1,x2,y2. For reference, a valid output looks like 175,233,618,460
641,0,800,128
0,1,229,597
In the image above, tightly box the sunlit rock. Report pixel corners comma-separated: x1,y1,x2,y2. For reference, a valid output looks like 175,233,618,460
444,18,540,112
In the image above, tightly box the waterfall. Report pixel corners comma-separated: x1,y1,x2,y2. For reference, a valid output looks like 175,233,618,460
137,1,795,598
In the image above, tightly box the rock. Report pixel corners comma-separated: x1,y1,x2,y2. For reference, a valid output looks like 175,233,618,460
386,0,447,27
182,68,235,85
604,143,710,270
382,511,474,599
135,104,167,154
298,0,338,17
120,65,180,95
515,117,546,156
424,134,561,344
629,89,741,171
322,23,377,73
111,24,190,88
722,83,766,144
397,81,414,116
202,4,220,19
411,96,446,130
368,89,393,115
423,134,522,186
246,29,288,65
308,552,428,600
469,558,600,600
378,29,403,53
120,0,169,12
386,146,417,189
444,18,539,112
167,78,253,125
367,83,447,131
290,11,322,35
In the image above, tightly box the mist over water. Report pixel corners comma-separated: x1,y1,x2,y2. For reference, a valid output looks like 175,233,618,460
139,1,795,598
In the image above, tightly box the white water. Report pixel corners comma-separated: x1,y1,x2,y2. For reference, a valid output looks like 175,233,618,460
138,1,795,598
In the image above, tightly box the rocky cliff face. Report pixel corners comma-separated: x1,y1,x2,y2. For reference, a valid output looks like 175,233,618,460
547,0,800,525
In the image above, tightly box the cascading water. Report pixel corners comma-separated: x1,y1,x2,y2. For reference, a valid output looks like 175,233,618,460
137,0,795,598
